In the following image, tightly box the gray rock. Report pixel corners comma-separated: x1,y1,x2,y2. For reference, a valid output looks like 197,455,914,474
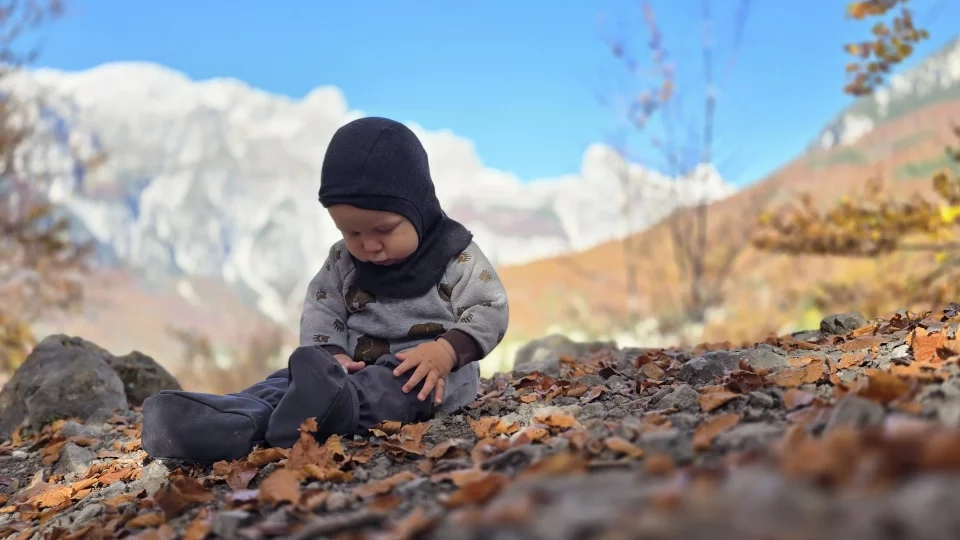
742,348,792,372
748,391,776,408
54,443,94,477
656,385,699,411
138,460,170,495
212,510,251,538
638,429,693,463
826,395,886,431
72,503,104,527
105,350,181,406
325,491,350,511
58,421,103,439
677,351,742,386
715,423,784,450
100,480,127,498
820,312,867,335
0,335,128,439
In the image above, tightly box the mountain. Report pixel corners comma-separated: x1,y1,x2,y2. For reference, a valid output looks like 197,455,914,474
2,63,734,330
499,36,960,347
815,38,960,150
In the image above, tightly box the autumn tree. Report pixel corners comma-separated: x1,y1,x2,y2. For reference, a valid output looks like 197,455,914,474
600,0,760,328
0,0,96,373
752,0,956,318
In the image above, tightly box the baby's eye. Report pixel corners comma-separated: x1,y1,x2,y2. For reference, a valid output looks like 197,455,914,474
377,225,397,234
349,232,361,237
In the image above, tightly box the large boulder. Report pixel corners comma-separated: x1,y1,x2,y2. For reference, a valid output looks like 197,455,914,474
106,350,181,406
0,335,128,438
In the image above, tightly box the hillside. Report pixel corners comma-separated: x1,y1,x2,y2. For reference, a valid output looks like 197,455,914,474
499,97,960,344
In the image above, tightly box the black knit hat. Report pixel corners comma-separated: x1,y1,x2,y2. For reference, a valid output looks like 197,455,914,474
319,117,472,298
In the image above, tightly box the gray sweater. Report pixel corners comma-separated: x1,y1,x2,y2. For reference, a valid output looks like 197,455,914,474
299,240,509,371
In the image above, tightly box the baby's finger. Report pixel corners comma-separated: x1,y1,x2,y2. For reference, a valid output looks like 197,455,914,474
433,378,445,405
402,364,430,393
392,356,419,377
347,361,366,373
418,371,439,401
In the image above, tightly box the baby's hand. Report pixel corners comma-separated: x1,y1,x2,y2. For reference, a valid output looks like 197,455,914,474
334,353,366,373
394,339,456,404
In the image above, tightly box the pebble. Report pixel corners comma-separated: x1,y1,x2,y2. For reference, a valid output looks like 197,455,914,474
212,510,251,538
826,395,886,431
325,491,351,512
54,443,94,477
138,460,170,495
656,385,699,411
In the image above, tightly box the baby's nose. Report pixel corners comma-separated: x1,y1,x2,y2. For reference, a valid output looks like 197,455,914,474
362,237,383,253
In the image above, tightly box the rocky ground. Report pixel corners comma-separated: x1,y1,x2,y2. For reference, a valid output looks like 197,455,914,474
6,307,960,539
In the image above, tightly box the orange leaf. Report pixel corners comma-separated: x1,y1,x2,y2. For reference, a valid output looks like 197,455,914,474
697,390,740,413
444,473,509,508
783,388,817,410
258,469,301,505
352,470,417,499
693,414,741,451
126,512,165,528
852,370,911,404
769,361,824,388
533,412,581,430
604,436,645,459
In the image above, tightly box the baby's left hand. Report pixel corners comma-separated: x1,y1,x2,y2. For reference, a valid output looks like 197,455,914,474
394,339,456,404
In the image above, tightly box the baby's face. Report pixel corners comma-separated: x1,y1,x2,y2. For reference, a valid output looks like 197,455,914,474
328,205,419,265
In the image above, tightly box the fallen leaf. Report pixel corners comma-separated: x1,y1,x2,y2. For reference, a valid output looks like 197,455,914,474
852,370,911,404
126,512,165,528
782,389,818,410
697,390,740,413
258,469,301,506
98,467,140,485
444,473,508,508
533,411,581,430
301,489,329,511
565,383,589,398
432,468,493,487
838,335,889,352
213,460,259,490
245,447,289,467
301,464,349,483
155,477,212,519
425,439,470,460
580,385,606,404
183,509,213,540
641,362,666,380
383,422,434,456
769,361,824,388
369,420,402,438
368,494,404,513
469,417,517,439
40,441,67,466
604,437,645,459
643,453,676,476
833,351,867,372
693,414,741,451
287,420,338,471
518,393,538,403
509,425,551,446
23,483,72,509
353,470,417,499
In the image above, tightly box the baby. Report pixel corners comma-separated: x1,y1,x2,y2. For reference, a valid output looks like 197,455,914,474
142,117,509,463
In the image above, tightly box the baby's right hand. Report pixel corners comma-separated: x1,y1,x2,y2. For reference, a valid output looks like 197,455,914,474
334,353,366,373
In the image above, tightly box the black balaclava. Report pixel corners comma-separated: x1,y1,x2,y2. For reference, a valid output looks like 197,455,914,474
318,117,473,298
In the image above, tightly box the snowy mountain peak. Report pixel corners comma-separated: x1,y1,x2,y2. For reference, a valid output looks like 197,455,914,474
3,62,735,324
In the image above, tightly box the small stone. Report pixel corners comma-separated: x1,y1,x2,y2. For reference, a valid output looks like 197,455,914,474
11,450,28,460
72,503,104,526
826,395,885,431
820,312,867,335
139,460,170,495
531,404,582,420
325,491,350,511
100,481,126,498
748,391,776,408
396,477,429,496
59,421,103,439
677,352,742,386
638,429,693,463
212,510,251,538
890,344,910,360
581,402,606,417
715,422,784,450
105,350,181,406
667,413,700,429
54,442,95,476
656,385,699,411
352,467,369,482
370,457,391,480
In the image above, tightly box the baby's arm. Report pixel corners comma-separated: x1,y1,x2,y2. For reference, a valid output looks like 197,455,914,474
300,244,362,371
438,242,510,370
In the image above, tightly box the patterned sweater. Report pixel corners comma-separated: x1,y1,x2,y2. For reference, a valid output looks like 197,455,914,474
299,240,509,371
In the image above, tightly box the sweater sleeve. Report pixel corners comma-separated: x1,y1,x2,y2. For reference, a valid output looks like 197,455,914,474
439,242,510,370
299,243,350,354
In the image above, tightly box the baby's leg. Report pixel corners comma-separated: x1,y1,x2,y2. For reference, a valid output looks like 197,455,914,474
141,369,288,464
264,346,359,449
351,355,436,431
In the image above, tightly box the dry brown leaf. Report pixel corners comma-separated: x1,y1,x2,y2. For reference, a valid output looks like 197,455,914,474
509,425,551,446
182,510,213,540
518,393,538,403
469,417,517,439
834,351,867,372
565,382,589,398
432,468,492,487
533,411,581,430
155,477,212,519
383,422,434,456
213,460,259,490
580,385,606,404
852,370,911,404
300,489,329,511
98,467,140,485
353,470,417,499
425,438,470,460
368,494,405,513
693,414,741,451
444,472,509,508
369,420,403,438
838,335,889,352
287,419,338,471
245,447,289,467
11,426,22,447
258,469,301,505
769,361,824,388
604,437,645,459
697,390,740,413
23,483,72,509
641,362,666,381
517,452,589,479
301,464,349,483
782,389,817,410
126,512,165,529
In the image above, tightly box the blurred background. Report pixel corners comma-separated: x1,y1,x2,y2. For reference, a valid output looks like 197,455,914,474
2,0,960,393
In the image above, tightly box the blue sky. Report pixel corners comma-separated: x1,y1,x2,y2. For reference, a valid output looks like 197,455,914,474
29,0,960,187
